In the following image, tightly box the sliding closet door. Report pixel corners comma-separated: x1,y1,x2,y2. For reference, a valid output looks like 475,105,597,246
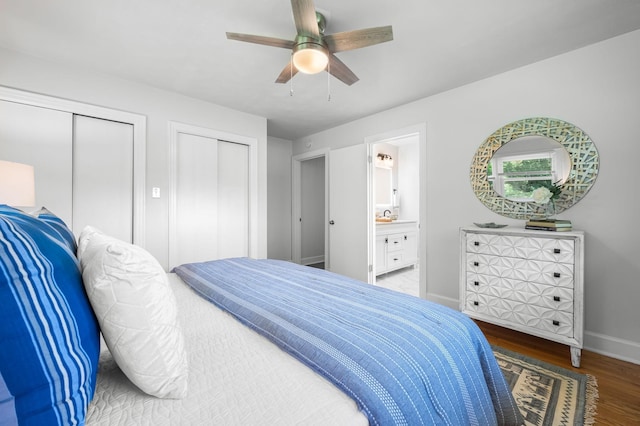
172,133,250,268
217,141,249,258
0,100,73,219
72,115,134,242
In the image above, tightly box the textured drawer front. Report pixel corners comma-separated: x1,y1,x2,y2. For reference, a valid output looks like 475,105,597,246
466,233,575,264
466,273,573,312
464,295,574,338
466,253,574,288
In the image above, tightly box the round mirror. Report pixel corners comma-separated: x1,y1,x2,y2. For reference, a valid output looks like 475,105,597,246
470,117,599,219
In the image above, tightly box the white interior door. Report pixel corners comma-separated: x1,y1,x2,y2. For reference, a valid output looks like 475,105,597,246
328,144,368,281
171,133,250,268
72,115,134,242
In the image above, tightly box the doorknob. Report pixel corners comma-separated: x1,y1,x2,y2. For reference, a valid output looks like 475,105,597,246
329,220,335,225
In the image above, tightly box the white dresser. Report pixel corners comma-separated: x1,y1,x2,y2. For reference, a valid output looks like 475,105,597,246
459,226,584,367
376,221,418,275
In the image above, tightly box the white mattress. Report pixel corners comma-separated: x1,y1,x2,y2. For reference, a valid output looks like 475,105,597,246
86,273,368,425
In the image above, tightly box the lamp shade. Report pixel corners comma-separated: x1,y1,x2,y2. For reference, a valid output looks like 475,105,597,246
293,42,329,74
0,160,36,207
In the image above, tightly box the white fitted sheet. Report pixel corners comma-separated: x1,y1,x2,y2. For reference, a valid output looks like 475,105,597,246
86,273,367,425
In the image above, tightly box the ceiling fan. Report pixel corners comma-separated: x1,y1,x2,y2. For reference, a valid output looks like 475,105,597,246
226,0,393,86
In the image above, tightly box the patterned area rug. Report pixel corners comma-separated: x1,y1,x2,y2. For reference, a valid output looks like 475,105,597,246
492,346,598,426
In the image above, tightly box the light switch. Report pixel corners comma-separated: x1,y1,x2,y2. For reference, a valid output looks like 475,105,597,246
152,187,161,198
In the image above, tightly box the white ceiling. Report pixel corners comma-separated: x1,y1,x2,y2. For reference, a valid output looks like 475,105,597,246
2,0,640,141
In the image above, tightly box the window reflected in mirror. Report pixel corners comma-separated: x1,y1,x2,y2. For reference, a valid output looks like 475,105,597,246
487,135,571,201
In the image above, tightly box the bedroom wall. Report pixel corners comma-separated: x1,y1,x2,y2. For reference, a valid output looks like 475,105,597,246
289,30,640,364
0,47,268,270
267,136,293,261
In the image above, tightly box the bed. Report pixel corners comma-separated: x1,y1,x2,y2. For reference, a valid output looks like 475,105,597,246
0,205,523,425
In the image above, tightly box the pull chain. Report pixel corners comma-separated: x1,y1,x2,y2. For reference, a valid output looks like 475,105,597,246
327,58,331,102
290,54,294,96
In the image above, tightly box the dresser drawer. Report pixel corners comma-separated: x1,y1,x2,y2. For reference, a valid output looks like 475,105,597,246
465,273,574,312
466,253,574,288
466,233,575,264
464,295,574,338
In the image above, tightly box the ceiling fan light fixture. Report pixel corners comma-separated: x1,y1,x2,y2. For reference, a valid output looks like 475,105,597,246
292,42,328,74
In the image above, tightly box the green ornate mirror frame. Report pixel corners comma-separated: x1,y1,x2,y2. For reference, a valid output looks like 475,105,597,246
470,117,599,219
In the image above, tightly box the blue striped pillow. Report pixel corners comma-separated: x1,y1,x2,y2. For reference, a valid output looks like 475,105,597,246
34,207,78,254
0,205,100,425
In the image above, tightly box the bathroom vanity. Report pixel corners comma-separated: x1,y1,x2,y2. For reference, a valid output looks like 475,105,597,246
375,220,418,275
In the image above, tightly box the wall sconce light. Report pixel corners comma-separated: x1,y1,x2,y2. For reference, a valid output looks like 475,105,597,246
376,153,393,169
0,160,36,207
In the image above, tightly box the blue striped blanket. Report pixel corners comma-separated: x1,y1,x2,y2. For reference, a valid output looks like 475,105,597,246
173,258,522,426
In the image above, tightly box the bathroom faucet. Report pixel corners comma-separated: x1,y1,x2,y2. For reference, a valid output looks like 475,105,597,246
383,209,391,218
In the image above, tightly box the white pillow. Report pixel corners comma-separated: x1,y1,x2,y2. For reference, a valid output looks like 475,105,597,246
78,226,188,399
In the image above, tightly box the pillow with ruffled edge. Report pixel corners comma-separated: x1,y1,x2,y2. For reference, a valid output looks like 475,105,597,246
78,226,188,399
0,205,100,425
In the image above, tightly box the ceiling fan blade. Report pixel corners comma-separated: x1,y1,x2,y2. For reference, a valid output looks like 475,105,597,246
226,32,295,49
324,26,393,53
275,59,299,84
291,0,319,37
328,54,359,86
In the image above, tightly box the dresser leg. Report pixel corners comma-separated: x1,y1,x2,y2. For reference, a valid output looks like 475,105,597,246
570,346,581,368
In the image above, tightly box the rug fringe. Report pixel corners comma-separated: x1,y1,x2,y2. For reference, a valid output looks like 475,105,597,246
584,374,599,426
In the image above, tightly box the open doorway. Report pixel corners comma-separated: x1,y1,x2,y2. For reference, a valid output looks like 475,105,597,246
292,149,329,268
366,124,426,297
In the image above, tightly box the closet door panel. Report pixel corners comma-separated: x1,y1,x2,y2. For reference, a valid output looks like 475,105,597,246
172,133,251,268
174,133,219,266
217,141,249,259
72,115,134,242
0,100,73,220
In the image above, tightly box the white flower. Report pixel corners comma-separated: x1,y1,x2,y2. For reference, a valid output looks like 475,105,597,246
532,187,552,204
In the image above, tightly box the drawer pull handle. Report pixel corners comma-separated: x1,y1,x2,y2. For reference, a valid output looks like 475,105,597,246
553,272,561,278
554,248,561,254
404,235,407,240
553,296,561,302
385,238,388,244
552,320,560,326
473,301,479,306
474,281,479,286
474,241,480,246
393,241,399,245
473,261,479,267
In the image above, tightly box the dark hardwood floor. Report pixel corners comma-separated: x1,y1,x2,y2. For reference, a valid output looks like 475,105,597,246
477,321,640,425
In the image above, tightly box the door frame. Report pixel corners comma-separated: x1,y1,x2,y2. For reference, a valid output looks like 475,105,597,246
365,123,427,295
291,148,329,267
168,121,259,269
0,85,147,246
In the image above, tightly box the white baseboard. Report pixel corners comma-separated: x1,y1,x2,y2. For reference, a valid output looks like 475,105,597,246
425,293,459,310
302,255,324,266
428,294,640,366
584,330,640,365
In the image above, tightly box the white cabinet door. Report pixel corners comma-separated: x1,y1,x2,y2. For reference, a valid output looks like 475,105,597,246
328,144,368,281
72,115,134,242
